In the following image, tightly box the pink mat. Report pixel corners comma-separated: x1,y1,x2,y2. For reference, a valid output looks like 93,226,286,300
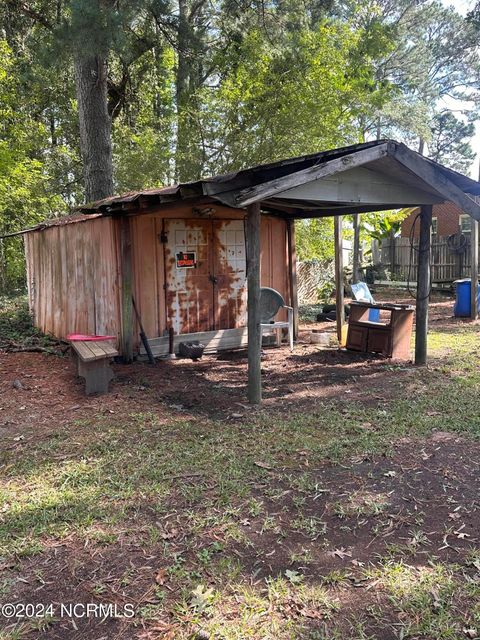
67,334,116,342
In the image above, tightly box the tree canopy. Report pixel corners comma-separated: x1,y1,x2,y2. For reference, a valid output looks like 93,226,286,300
0,0,479,292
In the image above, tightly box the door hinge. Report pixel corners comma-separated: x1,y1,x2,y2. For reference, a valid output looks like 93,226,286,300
158,231,168,243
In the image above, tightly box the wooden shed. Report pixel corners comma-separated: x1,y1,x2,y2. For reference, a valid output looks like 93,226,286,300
16,140,480,403
22,199,293,359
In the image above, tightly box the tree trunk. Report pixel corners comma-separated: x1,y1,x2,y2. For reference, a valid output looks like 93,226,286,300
74,52,114,202
175,0,191,182
174,0,204,182
0,237,5,295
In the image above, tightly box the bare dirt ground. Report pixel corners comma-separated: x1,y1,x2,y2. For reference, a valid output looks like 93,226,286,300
0,289,479,639
0,288,464,428
2,433,479,640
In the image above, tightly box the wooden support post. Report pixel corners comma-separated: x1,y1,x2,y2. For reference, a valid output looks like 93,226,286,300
352,214,360,284
471,216,478,320
334,215,345,344
415,205,432,365
389,228,396,279
287,219,299,339
120,216,134,363
246,202,262,404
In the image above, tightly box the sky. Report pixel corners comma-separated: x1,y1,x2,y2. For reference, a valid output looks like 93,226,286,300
438,0,479,178
442,0,475,13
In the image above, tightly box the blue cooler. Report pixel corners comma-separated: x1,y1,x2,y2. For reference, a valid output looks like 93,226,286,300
454,279,480,317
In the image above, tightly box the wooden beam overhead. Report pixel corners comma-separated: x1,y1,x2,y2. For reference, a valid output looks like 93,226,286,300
271,166,444,206
392,144,480,222
234,144,391,207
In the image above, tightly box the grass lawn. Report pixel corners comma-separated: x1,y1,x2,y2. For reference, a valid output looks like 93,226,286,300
0,294,479,639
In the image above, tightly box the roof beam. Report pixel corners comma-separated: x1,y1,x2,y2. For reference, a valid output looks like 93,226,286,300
233,143,391,207
270,165,444,206
392,143,480,221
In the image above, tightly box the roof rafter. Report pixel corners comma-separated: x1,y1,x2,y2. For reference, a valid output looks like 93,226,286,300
391,144,480,222
233,143,391,208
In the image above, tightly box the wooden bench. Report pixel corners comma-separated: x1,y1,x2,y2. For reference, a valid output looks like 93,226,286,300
71,340,118,395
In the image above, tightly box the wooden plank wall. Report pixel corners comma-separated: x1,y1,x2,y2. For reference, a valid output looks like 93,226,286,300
131,214,164,339
260,216,290,321
23,207,290,352
24,217,121,342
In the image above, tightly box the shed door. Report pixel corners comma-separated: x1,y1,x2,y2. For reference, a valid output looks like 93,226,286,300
213,220,247,329
163,219,247,334
164,219,214,334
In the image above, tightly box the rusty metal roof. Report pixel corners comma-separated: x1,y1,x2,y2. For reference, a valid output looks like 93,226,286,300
0,213,104,238
8,140,480,237
78,185,181,211
77,141,391,214
75,140,480,218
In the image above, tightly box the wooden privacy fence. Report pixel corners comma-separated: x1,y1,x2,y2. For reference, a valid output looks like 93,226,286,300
380,235,477,283
297,260,335,303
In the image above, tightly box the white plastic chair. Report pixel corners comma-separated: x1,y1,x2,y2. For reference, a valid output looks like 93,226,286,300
259,287,294,351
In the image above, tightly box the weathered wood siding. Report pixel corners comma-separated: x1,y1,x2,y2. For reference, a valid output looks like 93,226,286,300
24,217,121,342
24,206,289,353
260,215,290,321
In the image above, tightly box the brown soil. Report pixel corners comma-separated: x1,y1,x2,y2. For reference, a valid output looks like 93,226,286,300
0,289,463,429
1,434,478,639
0,290,479,639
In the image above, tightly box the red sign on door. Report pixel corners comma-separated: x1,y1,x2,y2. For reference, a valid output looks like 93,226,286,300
176,252,196,268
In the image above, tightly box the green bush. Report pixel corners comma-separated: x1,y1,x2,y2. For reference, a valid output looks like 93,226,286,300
0,296,59,348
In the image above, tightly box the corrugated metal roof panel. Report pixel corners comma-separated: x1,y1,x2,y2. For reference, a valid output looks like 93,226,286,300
1,213,104,237
78,185,181,212
9,140,480,235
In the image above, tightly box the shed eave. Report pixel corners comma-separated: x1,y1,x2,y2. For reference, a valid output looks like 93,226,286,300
213,142,480,221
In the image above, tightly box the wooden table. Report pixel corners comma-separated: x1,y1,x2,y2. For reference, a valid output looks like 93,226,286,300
346,301,414,360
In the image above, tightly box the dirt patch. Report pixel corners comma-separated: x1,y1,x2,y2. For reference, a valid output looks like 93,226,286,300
1,290,479,638
0,292,463,428
1,435,478,639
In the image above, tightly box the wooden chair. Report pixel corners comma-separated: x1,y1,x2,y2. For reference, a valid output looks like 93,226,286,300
260,287,294,351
